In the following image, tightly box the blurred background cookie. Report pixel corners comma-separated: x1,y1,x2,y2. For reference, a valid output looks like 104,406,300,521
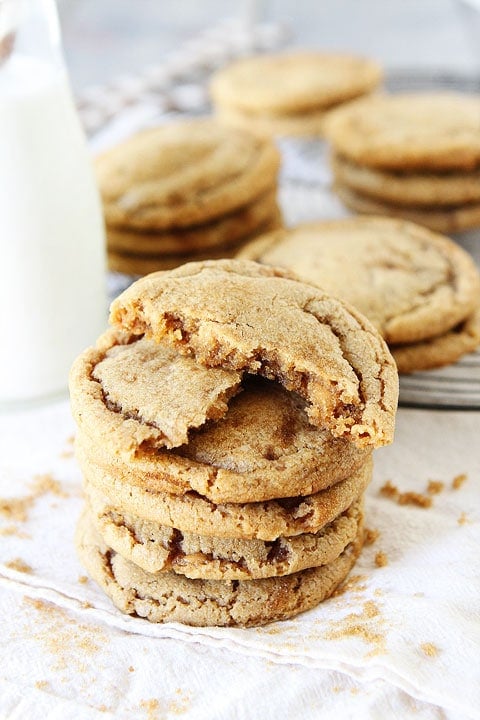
95,119,283,275
238,216,480,372
324,92,480,231
210,51,383,137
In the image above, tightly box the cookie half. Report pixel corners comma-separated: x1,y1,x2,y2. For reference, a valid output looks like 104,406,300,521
110,259,398,448
69,328,242,453
238,217,480,345
75,510,364,627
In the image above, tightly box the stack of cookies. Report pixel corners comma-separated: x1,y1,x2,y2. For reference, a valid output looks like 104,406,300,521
238,216,480,373
71,259,398,627
210,51,383,137
324,92,480,233
95,120,282,276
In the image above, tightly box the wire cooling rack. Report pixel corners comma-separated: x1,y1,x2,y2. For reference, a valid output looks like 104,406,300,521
82,34,480,410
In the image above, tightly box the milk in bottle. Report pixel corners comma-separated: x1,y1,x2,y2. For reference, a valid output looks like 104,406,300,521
0,0,107,406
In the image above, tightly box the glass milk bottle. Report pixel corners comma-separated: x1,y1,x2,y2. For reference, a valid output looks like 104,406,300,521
0,0,107,407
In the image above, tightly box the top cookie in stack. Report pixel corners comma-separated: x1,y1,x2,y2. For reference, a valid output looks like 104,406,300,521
95,119,282,276
325,92,480,233
210,52,383,137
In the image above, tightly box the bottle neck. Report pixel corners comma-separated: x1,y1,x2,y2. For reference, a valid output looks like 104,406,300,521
0,0,64,70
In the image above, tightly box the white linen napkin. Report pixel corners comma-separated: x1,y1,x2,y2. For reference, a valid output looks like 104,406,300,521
0,398,479,720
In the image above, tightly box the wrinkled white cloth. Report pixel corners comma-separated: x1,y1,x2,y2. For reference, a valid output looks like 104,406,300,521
0,397,479,720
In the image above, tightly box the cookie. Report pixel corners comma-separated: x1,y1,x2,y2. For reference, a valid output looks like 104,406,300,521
215,104,328,138
210,52,383,116
106,189,280,256
73,356,372,503
323,92,480,171
110,259,398,448
238,217,480,345
75,510,364,627
95,120,281,230
332,153,480,207
70,327,242,453
391,306,480,373
86,489,363,579
106,213,283,277
335,183,480,234
79,455,373,541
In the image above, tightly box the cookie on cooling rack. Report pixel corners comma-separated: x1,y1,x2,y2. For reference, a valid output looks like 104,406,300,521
210,51,383,137
324,92,480,232
238,216,480,371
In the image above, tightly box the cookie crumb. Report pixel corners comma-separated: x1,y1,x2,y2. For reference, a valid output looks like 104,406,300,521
331,573,368,598
364,527,380,546
374,551,388,567
452,473,467,490
140,698,160,720
31,473,68,498
0,497,32,522
420,642,440,657
379,480,398,500
35,680,49,691
458,512,470,526
380,481,432,508
427,480,444,495
398,491,432,508
78,575,88,585
129,666,135,672
5,557,32,573
325,600,386,655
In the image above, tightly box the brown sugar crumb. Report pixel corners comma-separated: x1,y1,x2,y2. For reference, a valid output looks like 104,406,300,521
427,480,444,495
0,472,67,526
0,524,30,538
398,492,432,508
420,642,440,658
458,512,471,526
379,480,399,500
364,527,380,546
35,680,49,691
452,473,467,490
140,699,160,720
379,480,432,508
374,551,388,568
325,600,387,656
23,596,108,674
5,558,32,573
60,436,75,459
78,575,89,585
31,473,68,498
0,496,33,522
129,666,135,672
331,573,368,598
